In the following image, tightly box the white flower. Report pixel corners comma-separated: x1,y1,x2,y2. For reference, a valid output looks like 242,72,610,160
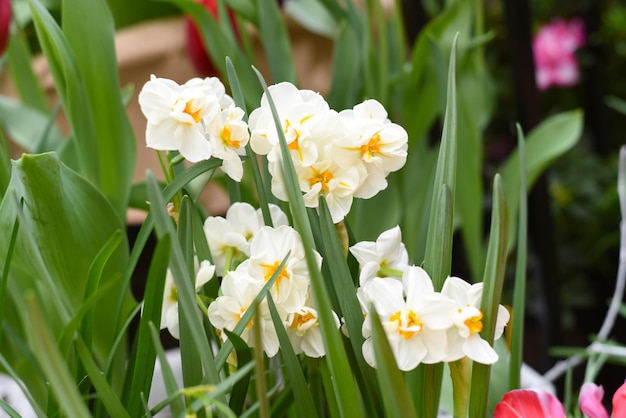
360,266,455,371
138,75,217,162
207,267,281,357
286,305,339,358
203,215,248,274
349,226,409,285
246,225,319,313
334,99,408,198
441,276,510,364
183,76,234,110
205,106,250,181
161,260,215,339
249,82,331,167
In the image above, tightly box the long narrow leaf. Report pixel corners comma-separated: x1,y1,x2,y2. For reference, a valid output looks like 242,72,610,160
256,0,297,84
368,306,418,418
25,293,91,418
509,124,528,390
469,174,509,417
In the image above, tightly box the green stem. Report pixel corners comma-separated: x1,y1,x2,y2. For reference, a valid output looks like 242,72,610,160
450,358,470,418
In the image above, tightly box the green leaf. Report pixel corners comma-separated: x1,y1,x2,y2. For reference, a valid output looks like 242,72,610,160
267,295,317,418
284,0,338,38
326,21,361,110
0,97,64,153
25,293,92,418
469,174,509,418
509,124,528,390
501,110,583,251
28,0,99,186
74,337,131,418
123,235,171,417
63,0,137,219
222,329,252,415
368,306,418,418
148,324,185,417
256,0,297,84
0,152,131,366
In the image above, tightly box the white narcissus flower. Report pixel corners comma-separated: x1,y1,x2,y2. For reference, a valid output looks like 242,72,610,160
360,266,456,371
138,75,217,162
286,304,339,358
203,216,248,275
206,106,250,181
207,267,281,357
161,260,215,339
334,99,408,199
246,225,319,313
441,276,510,364
349,225,409,286
249,82,331,167
183,76,234,110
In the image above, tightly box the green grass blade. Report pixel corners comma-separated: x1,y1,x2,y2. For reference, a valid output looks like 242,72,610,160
267,295,317,418
74,337,130,418
25,292,92,418
469,174,508,418
368,306,418,418
0,216,19,347
509,124,527,390
252,66,364,418
123,235,171,417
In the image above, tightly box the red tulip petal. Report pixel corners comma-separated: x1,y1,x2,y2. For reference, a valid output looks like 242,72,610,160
494,389,565,418
613,380,626,418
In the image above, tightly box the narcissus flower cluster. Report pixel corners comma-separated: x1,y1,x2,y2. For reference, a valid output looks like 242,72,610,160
355,227,510,371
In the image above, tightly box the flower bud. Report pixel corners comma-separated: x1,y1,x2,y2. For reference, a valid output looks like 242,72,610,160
579,383,609,418
0,0,11,56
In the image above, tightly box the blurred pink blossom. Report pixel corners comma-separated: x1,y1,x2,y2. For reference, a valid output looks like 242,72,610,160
613,380,626,418
579,383,609,418
494,389,566,417
532,18,585,91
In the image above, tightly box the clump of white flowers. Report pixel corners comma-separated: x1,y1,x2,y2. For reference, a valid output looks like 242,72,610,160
142,76,508,369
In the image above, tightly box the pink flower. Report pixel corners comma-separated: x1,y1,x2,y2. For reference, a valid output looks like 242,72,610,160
579,383,609,418
613,380,626,418
0,0,10,56
532,18,585,90
494,389,566,418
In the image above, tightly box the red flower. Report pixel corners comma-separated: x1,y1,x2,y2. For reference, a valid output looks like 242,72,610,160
0,0,11,56
185,0,239,76
613,380,626,418
494,389,566,418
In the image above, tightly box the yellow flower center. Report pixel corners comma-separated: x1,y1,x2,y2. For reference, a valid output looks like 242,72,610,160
220,125,241,148
237,308,253,329
360,133,381,159
183,99,203,124
290,311,316,329
309,168,334,192
464,311,483,335
262,261,290,292
390,310,422,340
168,285,178,303
284,119,304,162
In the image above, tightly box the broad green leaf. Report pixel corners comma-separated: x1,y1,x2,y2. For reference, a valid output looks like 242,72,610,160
0,152,131,366
28,0,99,186
284,0,338,38
63,0,137,219
501,110,583,251
469,174,508,418
368,307,418,418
